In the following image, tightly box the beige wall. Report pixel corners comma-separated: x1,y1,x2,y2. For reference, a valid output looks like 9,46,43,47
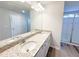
31,2,64,49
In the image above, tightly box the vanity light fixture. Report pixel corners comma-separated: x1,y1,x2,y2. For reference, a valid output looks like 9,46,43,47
25,1,45,12
20,1,45,12
20,0,25,2
20,0,31,3
22,10,25,13
31,2,45,12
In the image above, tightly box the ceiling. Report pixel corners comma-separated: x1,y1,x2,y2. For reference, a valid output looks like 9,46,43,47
0,1,49,13
0,1,63,13
0,1,31,13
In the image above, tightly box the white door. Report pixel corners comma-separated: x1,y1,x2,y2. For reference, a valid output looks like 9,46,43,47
10,15,23,37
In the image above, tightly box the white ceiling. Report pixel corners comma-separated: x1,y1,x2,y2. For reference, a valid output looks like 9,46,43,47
0,1,31,13
0,1,64,13
0,1,50,13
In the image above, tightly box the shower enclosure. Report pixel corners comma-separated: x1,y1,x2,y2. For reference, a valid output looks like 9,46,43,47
61,13,79,45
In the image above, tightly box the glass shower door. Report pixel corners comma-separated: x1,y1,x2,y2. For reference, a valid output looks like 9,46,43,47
72,14,79,44
61,14,74,43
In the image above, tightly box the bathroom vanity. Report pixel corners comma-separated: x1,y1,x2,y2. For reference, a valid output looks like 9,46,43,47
0,31,52,57
35,33,51,57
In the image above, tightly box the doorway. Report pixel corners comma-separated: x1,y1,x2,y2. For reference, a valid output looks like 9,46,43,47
10,14,27,37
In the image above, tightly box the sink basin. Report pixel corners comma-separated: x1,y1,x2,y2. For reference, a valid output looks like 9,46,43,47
17,41,37,54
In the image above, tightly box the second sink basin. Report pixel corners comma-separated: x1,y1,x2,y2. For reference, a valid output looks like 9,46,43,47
18,41,37,54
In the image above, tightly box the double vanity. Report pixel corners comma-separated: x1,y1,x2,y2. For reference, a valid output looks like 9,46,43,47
0,30,52,57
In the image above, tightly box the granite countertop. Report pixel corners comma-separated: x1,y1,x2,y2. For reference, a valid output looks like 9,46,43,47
0,31,51,57
0,30,40,48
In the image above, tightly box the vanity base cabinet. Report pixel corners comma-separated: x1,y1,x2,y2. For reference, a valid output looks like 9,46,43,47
35,35,51,57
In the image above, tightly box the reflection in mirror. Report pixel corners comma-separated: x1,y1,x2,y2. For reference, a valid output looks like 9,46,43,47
0,1,31,41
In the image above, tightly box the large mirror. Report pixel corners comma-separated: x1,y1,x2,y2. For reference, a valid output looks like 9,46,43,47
0,1,31,41
0,1,44,41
